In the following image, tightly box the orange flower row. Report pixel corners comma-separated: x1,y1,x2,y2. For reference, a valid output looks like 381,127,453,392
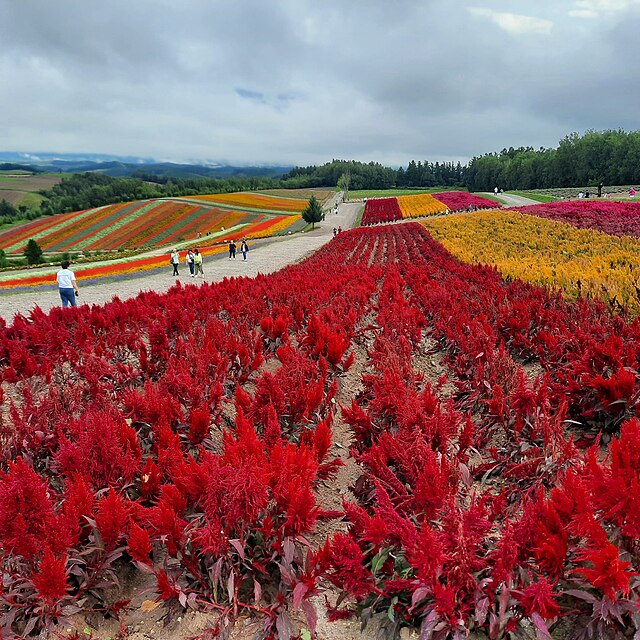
189,192,308,213
397,194,448,219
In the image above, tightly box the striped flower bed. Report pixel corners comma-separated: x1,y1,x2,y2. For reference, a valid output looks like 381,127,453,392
0,215,301,289
188,192,308,213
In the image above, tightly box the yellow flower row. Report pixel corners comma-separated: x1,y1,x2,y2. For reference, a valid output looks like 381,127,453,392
397,194,448,219
189,192,307,213
243,215,302,240
423,210,640,313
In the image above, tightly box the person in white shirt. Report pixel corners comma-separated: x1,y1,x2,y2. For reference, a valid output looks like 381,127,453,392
56,260,79,307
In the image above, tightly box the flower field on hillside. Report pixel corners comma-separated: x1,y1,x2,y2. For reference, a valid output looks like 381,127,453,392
187,192,310,213
0,215,300,289
0,196,304,255
423,209,640,313
1,224,639,639
361,191,498,225
517,200,640,238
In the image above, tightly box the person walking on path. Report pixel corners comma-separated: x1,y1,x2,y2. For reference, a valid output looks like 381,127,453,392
186,249,195,277
229,240,237,260
194,248,204,277
57,260,80,308
170,249,180,276
241,239,249,261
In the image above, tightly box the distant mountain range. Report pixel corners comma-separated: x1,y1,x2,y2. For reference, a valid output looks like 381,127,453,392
0,152,293,180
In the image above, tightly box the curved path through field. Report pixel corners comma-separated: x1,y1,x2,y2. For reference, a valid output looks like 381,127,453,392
485,192,540,207
0,196,358,323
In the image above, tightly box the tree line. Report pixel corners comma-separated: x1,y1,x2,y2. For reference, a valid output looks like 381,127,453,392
2,129,640,225
465,130,640,191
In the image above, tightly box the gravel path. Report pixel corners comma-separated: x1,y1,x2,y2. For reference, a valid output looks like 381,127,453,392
492,192,541,207
0,197,360,324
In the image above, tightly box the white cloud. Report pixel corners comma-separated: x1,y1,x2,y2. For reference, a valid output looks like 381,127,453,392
468,8,554,35
570,0,640,16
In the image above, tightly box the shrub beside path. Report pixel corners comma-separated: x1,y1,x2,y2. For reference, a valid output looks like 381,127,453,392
0,197,358,324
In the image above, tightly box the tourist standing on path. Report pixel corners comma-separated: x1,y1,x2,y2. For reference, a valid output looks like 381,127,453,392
241,239,249,261
57,260,80,308
229,240,237,260
170,249,180,275
186,249,195,277
194,248,204,277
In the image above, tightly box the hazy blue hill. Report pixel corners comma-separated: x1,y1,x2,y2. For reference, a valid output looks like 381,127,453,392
0,152,292,179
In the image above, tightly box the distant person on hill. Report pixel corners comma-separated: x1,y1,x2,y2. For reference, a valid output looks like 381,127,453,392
57,260,79,308
170,249,180,276
333,227,337,237
186,249,195,277
241,239,249,261
598,182,604,197
630,188,637,199
494,186,499,196
194,248,204,277
229,240,237,260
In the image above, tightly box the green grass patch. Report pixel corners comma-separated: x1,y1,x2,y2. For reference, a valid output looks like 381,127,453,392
354,204,365,227
18,192,47,208
349,187,465,200
508,191,557,203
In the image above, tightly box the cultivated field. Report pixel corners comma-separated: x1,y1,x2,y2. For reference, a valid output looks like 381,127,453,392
0,172,62,207
0,192,311,256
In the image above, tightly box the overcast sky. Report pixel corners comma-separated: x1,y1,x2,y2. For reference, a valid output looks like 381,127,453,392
1,0,639,167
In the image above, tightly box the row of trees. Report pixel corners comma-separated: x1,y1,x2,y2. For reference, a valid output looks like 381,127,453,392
7,130,640,222
465,130,640,191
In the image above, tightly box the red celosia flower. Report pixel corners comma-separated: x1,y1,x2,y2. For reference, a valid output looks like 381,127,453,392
515,577,560,620
32,548,68,606
189,405,211,445
0,458,58,562
55,407,142,488
128,523,152,564
95,488,128,550
155,569,179,601
575,543,635,598
323,534,373,598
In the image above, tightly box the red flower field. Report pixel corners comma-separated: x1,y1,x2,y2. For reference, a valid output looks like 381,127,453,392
517,200,640,237
0,224,639,638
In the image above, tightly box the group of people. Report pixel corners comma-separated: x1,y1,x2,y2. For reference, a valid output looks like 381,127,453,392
227,239,249,261
169,239,250,276
170,247,205,277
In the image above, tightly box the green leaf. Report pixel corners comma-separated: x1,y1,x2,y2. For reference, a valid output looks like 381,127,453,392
371,548,390,575
301,629,312,640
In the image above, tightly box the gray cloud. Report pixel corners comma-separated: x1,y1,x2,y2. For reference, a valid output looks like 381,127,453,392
1,0,638,166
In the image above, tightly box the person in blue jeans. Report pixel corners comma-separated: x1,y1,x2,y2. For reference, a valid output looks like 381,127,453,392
241,239,249,261
56,260,79,307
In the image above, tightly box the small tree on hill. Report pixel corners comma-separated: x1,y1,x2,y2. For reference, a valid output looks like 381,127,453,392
338,171,351,201
24,239,44,265
302,195,323,230
0,249,7,268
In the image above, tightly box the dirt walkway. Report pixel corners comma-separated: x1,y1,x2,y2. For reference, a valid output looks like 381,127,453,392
488,192,541,207
0,197,361,324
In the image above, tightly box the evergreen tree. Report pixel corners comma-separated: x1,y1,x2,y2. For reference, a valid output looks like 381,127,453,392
301,195,324,229
24,239,44,265
0,249,7,268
